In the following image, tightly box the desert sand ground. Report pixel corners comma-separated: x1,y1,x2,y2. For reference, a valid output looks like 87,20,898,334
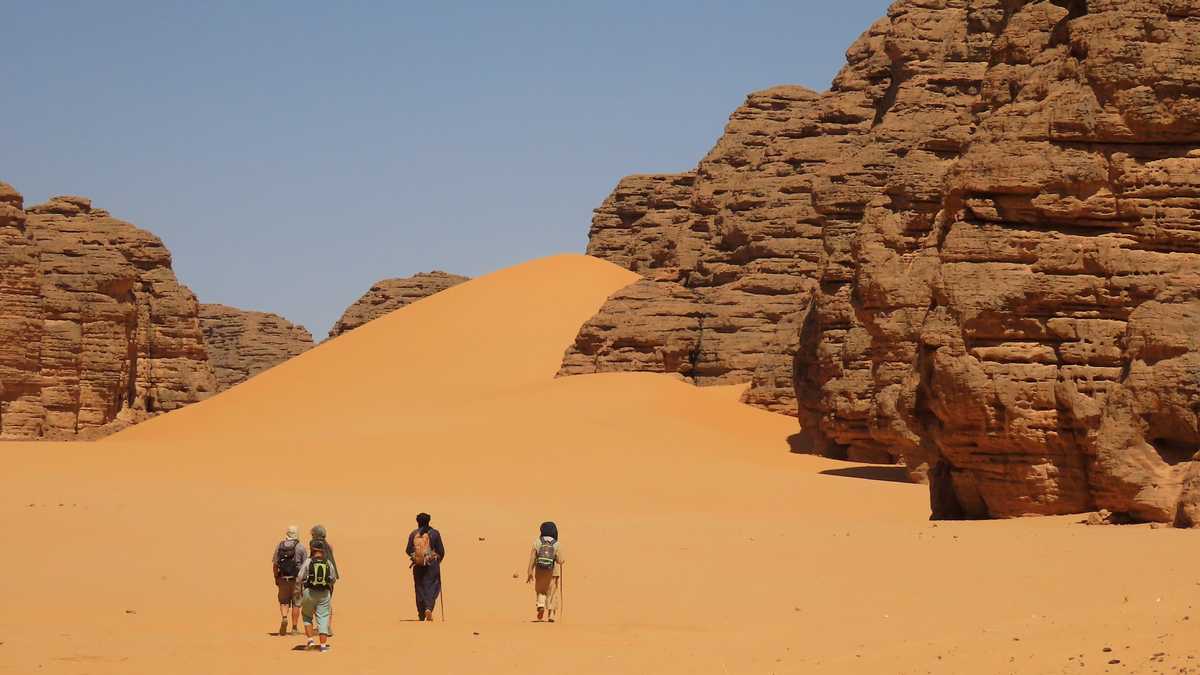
4,255,1199,674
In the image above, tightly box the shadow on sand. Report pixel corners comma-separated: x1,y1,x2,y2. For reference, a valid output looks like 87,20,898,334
785,432,818,454
819,465,912,484
786,433,914,485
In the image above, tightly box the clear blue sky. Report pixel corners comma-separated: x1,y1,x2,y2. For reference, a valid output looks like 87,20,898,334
7,1,887,337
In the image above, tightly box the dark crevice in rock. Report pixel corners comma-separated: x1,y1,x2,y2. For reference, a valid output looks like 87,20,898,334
1049,0,1088,47
687,314,705,382
872,61,909,128
1151,437,1196,467
928,460,968,520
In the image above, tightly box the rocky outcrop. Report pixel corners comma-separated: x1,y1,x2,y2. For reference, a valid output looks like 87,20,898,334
199,304,313,391
0,183,44,437
570,1,1200,523
795,0,1200,520
889,0,1200,522
567,82,871,415
559,279,706,380
0,185,217,439
328,271,469,339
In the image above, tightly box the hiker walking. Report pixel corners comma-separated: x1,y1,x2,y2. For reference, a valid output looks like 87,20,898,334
309,524,338,573
308,524,338,634
272,525,307,635
405,512,446,621
525,521,564,622
297,540,338,652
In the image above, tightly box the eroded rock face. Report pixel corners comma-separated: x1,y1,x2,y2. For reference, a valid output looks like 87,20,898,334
571,1,1200,523
568,82,875,415
897,0,1200,521
559,279,706,380
0,182,44,437
199,304,313,391
0,186,217,439
328,271,469,339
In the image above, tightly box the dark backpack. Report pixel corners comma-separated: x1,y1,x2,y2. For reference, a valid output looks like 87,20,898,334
535,537,557,570
306,559,333,589
275,540,300,578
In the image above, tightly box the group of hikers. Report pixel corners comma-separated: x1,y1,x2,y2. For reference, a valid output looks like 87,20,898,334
271,513,565,652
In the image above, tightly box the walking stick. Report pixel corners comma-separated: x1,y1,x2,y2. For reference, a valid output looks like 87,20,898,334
440,566,446,622
559,566,564,619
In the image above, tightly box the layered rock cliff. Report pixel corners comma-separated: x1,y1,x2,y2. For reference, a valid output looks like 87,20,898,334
199,305,313,391
328,271,469,339
568,0,1200,523
565,83,869,415
0,183,44,437
0,184,217,439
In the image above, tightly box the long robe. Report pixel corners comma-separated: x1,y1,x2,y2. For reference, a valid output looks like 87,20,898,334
406,527,446,617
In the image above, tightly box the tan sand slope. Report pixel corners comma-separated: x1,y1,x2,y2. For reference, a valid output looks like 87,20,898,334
5,254,1200,674
114,254,642,444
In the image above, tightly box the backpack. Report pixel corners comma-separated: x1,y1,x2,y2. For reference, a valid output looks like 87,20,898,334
306,559,332,589
535,537,558,570
275,540,300,578
411,530,435,567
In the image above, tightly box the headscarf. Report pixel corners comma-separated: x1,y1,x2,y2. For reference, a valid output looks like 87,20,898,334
416,512,431,530
310,524,327,541
286,525,299,541
539,521,558,540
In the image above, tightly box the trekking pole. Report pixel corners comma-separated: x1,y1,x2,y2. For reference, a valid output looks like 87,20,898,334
559,567,565,619
440,565,447,622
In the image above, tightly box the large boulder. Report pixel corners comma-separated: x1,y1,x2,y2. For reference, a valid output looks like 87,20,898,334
328,271,469,339
199,304,313,391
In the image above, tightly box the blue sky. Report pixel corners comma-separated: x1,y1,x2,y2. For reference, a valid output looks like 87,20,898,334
7,1,888,337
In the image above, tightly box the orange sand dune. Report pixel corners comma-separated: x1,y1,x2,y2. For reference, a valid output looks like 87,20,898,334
6,254,1200,675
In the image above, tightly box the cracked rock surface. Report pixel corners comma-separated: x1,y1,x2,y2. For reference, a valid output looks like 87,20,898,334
328,271,469,339
199,305,313,391
0,183,216,439
566,0,1200,522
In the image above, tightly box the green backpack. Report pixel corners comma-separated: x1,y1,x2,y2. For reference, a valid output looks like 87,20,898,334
306,559,333,589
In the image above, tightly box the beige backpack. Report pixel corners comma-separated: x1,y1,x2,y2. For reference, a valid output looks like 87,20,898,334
411,530,435,566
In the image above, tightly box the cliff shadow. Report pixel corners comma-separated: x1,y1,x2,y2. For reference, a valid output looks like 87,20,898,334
819,465,912,484
786,432,817,454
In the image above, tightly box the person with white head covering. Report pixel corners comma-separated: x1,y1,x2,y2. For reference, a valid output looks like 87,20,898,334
272,525,308,635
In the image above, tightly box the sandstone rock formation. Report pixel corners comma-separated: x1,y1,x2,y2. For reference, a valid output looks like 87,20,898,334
558,279,706,380
0,182,43,437
0,184,217,439
565,84,864,415
568,0,1200,523
328,271,469,339
199,304,313,391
